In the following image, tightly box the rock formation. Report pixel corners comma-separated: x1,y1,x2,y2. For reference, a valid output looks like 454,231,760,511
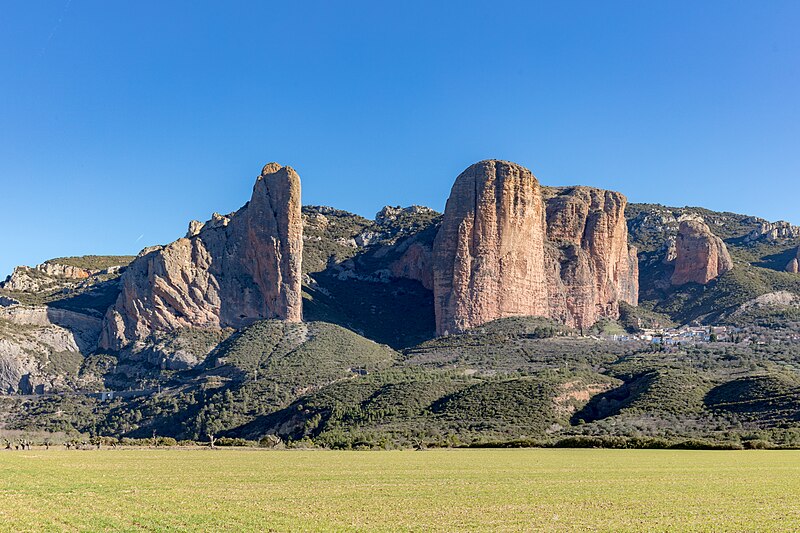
786,247,800,274
431,160,638,335
432,160,549,335
101,163,303,351
544,186,639,329
3,263,96,293
744,220,800,243
671,219,733,286
389,240,434,291
0,306,103,394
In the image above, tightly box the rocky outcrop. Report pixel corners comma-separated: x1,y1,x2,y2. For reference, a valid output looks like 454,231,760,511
389,240,434,291
1,259,128,294
786,247,800,273
0,306,103,394
0,306,102,353
431,160,638,335
743,220,800,243
433,161,549,335
3,263,93,293
671,220,734,286
544,187,639,329
101,163,303,351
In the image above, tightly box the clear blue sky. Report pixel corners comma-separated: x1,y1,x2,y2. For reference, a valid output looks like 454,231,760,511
1,1,799,277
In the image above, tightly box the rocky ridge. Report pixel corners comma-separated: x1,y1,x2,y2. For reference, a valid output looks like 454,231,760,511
3,157,799,398
743,219,800,243
1,260,125,294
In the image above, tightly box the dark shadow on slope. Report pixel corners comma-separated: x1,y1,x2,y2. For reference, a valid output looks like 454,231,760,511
704,374,800,426
754,248,799,272
303,275,434,349
570,373,653,424
46,277,122,316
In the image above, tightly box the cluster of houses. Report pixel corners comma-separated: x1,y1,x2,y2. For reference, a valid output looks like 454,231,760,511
599,325,740,345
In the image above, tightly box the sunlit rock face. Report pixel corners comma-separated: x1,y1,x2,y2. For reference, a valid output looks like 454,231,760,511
671,219,733,286
432,160,639,335
101,163,303,350
433,160,549,335
544,186,639,329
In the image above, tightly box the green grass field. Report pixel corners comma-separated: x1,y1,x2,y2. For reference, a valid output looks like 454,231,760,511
1,449,799,532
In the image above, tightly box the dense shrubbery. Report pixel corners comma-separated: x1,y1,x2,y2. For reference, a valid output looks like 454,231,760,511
7,284,800,449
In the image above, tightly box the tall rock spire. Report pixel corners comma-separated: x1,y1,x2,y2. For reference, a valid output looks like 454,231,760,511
432,160,548,335
101,163,303,351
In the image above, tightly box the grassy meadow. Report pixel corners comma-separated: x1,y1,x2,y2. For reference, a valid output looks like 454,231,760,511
1,448,799,531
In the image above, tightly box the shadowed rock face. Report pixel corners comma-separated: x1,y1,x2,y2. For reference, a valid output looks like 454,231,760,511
671,219,733,286
432,160,638,335
786,248,800,273
100,163,303,351
390,241,434,291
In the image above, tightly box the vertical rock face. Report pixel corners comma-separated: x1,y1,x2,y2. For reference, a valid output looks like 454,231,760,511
671,220,733,286
432,160,548,335
786,247,800,273
101,163,303,350
432,161,639,335
544,187,639,329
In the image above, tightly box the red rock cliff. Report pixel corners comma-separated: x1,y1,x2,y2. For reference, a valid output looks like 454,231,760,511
544,186,639,329
432,160,639,335
670,219,733,286
101,163,303,350
432,161,549,335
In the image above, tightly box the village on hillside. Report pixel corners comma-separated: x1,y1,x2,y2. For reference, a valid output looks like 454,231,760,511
597,324,800,347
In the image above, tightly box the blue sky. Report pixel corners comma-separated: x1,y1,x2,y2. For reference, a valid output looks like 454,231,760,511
1,1,798,277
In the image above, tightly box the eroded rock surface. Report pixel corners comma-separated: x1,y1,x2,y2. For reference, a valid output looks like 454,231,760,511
1,260,124,293
544,186,639,329
671,219,734,286
432,160,638,334
101,163,303,351
432,160,549,335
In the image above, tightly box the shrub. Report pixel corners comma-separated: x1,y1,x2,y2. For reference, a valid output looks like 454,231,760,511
215,437,253,447
742,439,774,450
258,434,283,448
669,439,743,450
